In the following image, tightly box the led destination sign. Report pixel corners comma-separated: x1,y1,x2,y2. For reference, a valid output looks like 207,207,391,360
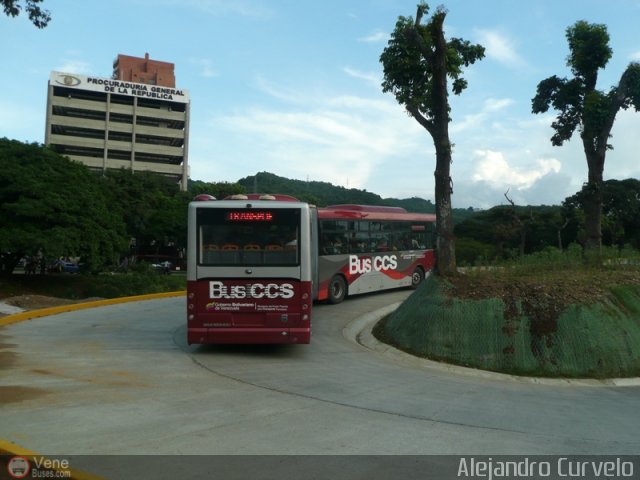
226,211,274,222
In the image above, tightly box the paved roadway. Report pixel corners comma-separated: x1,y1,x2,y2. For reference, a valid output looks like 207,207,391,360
2,290,640,457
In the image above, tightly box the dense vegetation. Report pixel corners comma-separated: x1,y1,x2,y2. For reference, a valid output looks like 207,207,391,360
0,269,185,299
0,139,126,274
0,140,470,276
2,139,639,276
454,179,640,265
0,139,241,275
238,171,432,208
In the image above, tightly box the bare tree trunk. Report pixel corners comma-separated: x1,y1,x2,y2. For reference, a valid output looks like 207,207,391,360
503,189,528,257
583,150,605,252
557,218,569,250
583,182,602,251
434,148,456,275
519,231,527,257
431,12,456,276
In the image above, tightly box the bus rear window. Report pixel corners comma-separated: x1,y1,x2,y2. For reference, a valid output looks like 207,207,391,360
198,208,300,266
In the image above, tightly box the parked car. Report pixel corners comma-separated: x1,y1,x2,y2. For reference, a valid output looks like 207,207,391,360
48,259,80,273
135,255,178,273
152,260,172,274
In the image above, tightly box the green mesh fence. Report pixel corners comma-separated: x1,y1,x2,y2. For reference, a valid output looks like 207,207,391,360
381,278,640,378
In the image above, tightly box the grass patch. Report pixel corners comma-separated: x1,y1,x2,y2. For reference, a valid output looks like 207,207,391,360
0,272,186,300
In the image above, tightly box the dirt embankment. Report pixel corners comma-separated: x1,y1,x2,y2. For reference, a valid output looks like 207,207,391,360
446,269,640,364
0,295,100,318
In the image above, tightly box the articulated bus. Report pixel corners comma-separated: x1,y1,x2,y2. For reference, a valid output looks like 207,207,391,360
186,194,436,345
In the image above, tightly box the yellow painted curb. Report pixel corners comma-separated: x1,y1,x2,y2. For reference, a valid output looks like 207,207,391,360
0,291,186,327
0,440,104,479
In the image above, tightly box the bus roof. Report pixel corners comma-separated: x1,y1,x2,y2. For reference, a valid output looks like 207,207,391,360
318,204,436,222
224,193,300,201
193,193,301,202
325,204,407,213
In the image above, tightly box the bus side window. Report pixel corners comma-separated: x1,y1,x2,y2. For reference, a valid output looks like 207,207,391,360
411,233,426,249
321,234,345,254
320,234,332,254
320,220,348,255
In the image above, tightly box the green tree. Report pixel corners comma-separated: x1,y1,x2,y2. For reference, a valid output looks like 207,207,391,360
380,2,485,276
0,139,126,274
532,21,640,251
2,0,50,27
563,179,640,249
455,204,570,260
189,179,246,200
104,169,188,256
601,179,640,248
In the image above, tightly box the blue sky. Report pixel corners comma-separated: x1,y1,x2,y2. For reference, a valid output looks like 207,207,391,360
2,0,639,208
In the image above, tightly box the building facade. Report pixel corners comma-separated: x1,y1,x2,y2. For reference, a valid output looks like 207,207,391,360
45,59,189,190
113,53,176,87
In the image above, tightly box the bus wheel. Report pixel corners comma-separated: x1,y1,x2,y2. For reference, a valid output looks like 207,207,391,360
411,267,424,289
328,275,347,304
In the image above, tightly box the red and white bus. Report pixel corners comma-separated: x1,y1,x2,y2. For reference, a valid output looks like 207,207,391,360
186,194,435,345
315,204,436,304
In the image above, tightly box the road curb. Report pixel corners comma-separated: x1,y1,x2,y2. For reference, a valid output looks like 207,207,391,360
344,302,640,387
0,291,186,327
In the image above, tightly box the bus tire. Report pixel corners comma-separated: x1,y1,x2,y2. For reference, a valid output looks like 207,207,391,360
410,267,425,289
328,275,347,304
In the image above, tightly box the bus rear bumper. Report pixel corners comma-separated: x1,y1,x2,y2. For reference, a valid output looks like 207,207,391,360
188,327,310,345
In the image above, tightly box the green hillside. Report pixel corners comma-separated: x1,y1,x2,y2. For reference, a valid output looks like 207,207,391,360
236,171,476,223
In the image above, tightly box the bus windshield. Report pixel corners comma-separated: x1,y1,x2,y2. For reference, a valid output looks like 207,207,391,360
197,208,300,266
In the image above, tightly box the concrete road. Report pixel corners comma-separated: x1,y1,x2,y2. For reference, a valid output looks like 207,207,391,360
2,290,640,456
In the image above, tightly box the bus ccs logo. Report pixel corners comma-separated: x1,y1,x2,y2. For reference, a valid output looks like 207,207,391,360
209,281,294,299
349,254,398,275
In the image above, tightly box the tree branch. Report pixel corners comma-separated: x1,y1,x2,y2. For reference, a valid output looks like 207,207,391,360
504,188,515,207
406,105,435,137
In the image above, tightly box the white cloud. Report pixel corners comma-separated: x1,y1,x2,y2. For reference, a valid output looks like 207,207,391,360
630,50,640,61
343,67,380,88
454,170,574,209
188,57,217,78
483,98,514,112
254,76,307,104
451,97,514,134
159,0,273,18
212,106,413,186
471,150,561,190
474,29,527,69
358,31,388,43
196,88,424,191
605,108,640,179
54,60,92,75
